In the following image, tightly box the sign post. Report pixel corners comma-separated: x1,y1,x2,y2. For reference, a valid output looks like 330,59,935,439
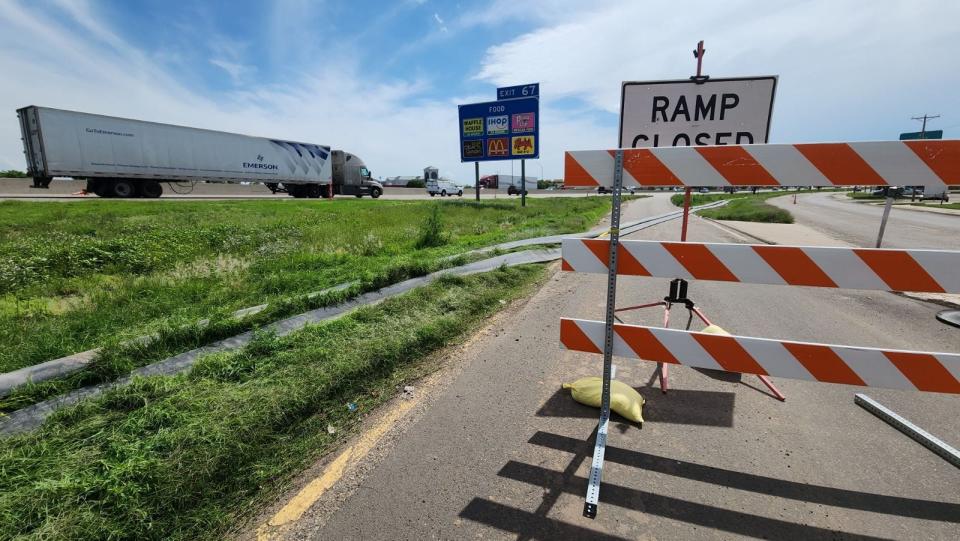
521,159,526,207
458,95,539,205
498,83,539,207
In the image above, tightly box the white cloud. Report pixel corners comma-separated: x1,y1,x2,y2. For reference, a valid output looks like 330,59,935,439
209,58,254,84
475,0,960,144
0,1,485,181
433,12,448,33
3,0,957,184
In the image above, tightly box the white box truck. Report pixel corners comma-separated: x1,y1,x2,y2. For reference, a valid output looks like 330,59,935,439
421,166,463,197
16,106,383,198
479,174,537,195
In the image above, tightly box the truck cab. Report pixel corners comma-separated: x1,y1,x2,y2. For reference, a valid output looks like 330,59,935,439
331,151,383,198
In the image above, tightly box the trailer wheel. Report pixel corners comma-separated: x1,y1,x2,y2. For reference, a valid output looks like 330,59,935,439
111,180,135,198
429,193,435,197
307,184,322,198
371,187,382,199
140,181,163,198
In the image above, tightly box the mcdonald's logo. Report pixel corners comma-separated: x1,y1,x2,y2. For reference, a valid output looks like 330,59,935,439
488,137,509,157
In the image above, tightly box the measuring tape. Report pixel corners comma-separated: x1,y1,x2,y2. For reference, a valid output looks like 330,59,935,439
583,149,624,519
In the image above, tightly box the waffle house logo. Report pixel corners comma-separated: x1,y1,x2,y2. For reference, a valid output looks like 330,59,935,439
511,135,535,156
462,118,483,137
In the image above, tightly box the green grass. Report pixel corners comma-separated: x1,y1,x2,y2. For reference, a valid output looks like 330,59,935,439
0,198,610,375
0,265,546,540
910,202,960,210
845,191,886,200
669,191,794,223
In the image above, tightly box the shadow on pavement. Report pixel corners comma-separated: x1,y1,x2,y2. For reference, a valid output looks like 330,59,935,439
459,498,632,541
491,460,889,541
459,427,957,540
529,430,960,523
537,387,736,427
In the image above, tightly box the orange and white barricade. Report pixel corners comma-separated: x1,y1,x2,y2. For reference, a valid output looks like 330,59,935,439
564,141,960,518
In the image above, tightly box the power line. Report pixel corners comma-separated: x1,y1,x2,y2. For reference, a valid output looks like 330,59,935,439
911,114,940,137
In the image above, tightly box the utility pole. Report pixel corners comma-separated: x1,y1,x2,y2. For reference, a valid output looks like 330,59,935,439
878,113,939,245
911,113,940,138
907,114,940,202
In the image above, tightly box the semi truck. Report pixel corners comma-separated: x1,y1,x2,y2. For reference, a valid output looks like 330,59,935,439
479,174,538,194
16,106,382,198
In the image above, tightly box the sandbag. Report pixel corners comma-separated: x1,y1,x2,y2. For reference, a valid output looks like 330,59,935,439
701,324,730,335
562,377,644,423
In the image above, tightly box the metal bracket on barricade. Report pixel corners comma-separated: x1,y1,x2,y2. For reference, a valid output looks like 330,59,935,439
561,139,960,519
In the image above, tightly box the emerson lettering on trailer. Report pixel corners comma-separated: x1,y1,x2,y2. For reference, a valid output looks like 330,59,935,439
619,76,777,148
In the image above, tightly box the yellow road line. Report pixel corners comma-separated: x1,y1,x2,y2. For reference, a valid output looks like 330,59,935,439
257,397,417,539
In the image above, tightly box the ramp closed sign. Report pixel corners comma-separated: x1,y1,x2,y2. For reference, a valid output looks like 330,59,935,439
619,77,776,148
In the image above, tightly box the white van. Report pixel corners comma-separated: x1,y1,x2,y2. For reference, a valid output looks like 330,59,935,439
426,179,463,197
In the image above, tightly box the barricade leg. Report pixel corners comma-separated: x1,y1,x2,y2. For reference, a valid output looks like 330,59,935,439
758,375,786,401
659,303,671,393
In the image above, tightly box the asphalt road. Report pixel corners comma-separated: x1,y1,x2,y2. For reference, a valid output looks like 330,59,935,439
769,192,960,250
0,178,591,201
271,194,960,540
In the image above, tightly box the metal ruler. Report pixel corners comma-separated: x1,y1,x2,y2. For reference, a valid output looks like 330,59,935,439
583,149,623,519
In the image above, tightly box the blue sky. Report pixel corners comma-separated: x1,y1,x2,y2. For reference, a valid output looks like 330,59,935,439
2,0,959,182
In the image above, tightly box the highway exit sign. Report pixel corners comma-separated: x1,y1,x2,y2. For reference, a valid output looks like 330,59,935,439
900,130,943,140
497,83,539,100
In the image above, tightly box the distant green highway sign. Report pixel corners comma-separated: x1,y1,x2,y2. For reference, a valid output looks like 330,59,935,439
899,130,943,140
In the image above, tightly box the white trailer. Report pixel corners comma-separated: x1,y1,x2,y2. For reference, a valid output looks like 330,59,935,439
16,106,382,198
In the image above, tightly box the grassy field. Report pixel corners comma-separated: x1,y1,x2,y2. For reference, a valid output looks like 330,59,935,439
0,197,611,377
0,265,547,540
845,191,886,200
670,191,794,223
910,202,960,210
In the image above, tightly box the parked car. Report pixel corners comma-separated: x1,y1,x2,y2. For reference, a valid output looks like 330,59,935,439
921,190,950,202
871,186,903,197
596,186,636,194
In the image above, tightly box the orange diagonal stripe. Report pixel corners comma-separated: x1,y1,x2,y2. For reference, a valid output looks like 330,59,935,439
752,246,838,288
782,343,866,385
559,319,601,354
616,244,650,276
795,143,886,186
903,141,960,186
661,243,739,282
692,334,768,375
564,152,598,186
884,352,960,394
561,258,574,272
582,239,612,270
580,240,650,276
613,325,679,364
696,146,778,186
622,148,683,186
854,250,944,293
